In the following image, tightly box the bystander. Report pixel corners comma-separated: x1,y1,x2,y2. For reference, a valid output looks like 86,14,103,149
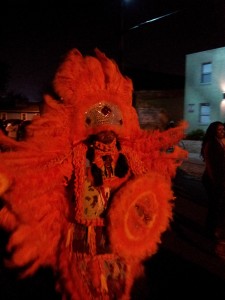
5,121,19,140
200,121,225,258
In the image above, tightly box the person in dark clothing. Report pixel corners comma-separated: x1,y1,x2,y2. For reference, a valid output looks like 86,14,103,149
201,121,225,257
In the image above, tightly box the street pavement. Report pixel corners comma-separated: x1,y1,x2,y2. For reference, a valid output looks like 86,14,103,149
1,152,225,299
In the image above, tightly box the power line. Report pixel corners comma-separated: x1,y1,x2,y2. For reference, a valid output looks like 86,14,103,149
128,10,180,31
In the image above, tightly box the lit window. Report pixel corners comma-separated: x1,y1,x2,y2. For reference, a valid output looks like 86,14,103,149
21,113,27,120
1,113,7,120
201,62,212,84
199,103,210,124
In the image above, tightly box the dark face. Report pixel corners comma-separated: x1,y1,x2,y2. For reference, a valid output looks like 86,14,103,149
216,124,225,140
96,130,117,144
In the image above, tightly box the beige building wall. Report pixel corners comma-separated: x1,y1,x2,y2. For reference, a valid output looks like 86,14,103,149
184,46,225,133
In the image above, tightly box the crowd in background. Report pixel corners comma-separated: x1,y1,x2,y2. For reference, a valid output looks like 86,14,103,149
0,119,31,141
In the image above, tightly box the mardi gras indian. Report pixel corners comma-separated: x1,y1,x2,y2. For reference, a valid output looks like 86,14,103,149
0,49,187,299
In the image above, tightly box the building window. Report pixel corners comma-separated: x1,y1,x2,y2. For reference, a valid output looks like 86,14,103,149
1,112,7,120
21,113,27,120
199,103,210,124
201,62,212,84
188,104,195,113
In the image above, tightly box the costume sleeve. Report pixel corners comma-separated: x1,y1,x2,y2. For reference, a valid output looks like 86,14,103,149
0,97,74,276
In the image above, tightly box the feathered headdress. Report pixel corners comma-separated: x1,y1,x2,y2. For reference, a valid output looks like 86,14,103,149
53,48,140,140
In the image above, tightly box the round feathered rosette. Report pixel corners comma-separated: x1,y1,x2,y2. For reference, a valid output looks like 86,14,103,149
108,173,174,260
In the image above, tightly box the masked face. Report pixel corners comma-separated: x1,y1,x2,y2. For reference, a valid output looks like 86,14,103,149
96,131,117,145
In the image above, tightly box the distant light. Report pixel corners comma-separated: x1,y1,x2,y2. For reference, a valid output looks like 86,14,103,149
220,97,225,118
121,0,131,6
129,10,180,30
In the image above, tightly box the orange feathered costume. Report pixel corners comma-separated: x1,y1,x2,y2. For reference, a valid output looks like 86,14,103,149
0,49,188,299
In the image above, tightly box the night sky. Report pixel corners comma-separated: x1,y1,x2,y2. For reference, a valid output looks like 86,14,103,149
1,0,225,102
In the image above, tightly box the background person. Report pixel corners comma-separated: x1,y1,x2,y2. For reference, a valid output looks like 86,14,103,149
201,121,225,257
5,121,19,140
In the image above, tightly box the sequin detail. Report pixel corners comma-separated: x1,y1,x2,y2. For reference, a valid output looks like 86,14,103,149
85,102,123,127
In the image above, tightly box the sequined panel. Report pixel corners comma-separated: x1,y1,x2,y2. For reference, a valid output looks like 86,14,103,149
85,102,123,127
